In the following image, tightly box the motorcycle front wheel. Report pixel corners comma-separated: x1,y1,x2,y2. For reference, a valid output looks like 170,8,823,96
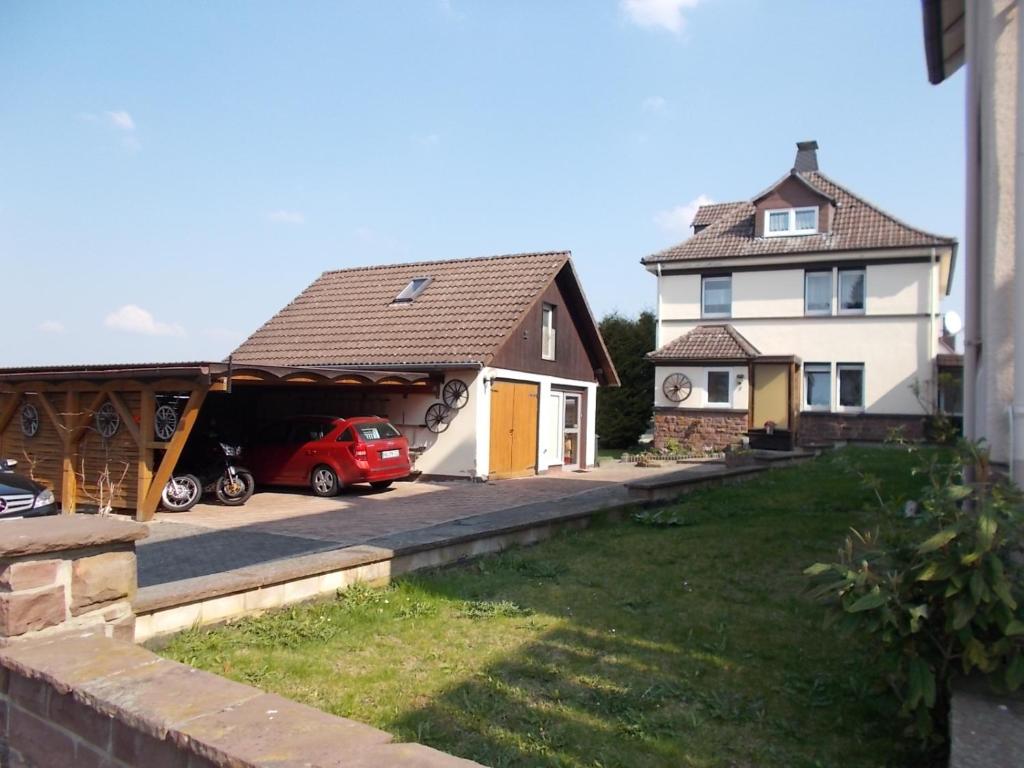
215,470,255,506
161,474,202,512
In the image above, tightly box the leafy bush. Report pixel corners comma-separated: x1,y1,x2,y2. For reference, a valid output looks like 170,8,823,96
805,442,1024,743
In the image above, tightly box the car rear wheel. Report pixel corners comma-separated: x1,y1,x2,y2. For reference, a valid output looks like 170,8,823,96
310,465,340,497
369,480,393,491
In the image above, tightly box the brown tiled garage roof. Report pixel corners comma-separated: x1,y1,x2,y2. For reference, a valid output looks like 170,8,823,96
231,251,572,367
648,324,760,362
643,171,955,264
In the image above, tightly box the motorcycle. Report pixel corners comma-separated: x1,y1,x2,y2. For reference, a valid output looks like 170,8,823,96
160,441,255,512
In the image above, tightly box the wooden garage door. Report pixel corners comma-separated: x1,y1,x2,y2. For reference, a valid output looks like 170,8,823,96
489,380,539,479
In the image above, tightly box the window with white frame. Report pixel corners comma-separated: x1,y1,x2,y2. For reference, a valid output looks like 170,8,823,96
393,277,432,303
804,364,831,410
541,303,556,360
706,370,731,406
838,268,866,313
764,206,819,237
701,275,732,318
837,364,865,409
804,271,833,315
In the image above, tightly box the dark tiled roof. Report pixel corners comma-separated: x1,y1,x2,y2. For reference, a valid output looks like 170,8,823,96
231,251,571,367
647,324,760,362
644,171,956,264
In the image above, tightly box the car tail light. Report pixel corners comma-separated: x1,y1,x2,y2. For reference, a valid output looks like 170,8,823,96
354,445,368,462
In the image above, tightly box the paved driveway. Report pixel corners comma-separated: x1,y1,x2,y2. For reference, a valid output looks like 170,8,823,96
137,462,697,588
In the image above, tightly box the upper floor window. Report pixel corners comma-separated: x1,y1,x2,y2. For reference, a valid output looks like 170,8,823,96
701,275,732,318
838,268,866,313
393,277,432,303
541,303,556,360
804,271,833,315
765,206,819,237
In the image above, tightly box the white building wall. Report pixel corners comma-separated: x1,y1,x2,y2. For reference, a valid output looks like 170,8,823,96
654,255,940,416
653,365,749,410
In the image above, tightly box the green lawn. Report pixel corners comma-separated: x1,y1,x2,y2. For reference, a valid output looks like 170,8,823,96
161,447,938,768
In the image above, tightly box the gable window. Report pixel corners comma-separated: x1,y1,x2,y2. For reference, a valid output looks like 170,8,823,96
764,206,819,237
706,370,731,406
837,364,865,409
804,271,833,315
393,277,432,303
541,303,556,360
838,269,865,313
701,275,732,318
804,363,831,410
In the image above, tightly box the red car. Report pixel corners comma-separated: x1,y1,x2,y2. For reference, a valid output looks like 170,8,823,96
247,416,411,496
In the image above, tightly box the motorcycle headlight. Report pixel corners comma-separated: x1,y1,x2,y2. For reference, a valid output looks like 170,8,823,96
33,489,55,508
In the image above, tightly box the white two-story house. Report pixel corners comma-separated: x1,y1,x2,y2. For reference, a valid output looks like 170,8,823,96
643,141,958,450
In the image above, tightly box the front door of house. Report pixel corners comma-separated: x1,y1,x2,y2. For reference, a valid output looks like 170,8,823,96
752,363,790,430
562,393,581,469
489,380,539,478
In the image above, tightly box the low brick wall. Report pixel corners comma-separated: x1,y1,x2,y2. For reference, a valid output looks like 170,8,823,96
0,517,147,645
0,632,481,767
797,412,926,446
654,408,748,452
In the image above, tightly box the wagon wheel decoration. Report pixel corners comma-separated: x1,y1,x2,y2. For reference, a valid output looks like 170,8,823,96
19,404,39,438
424,403,454,434
154,404,179,441
94,402,121,438
662,373,693,403
442,378,470,410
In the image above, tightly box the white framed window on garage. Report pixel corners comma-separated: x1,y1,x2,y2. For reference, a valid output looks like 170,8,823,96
837,363,865,410
706,369,732,407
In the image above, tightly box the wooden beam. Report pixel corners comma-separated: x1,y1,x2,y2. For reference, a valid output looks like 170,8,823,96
0,393,22,436
136,387,155,520
139,385,208,521
69,388,112,446
61,390,78,514
32,392,68,447
106,391,141,447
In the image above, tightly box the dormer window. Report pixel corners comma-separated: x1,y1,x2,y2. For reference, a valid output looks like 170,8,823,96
393,277,432,303
764,206,819,237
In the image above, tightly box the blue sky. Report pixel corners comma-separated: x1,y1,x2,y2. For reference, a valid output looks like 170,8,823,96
1,0,965,365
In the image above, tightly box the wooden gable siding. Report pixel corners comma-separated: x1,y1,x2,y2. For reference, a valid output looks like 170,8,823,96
489,274,598,382
753,175,834,237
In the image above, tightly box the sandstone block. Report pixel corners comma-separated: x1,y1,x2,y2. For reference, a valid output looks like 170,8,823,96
72,552,137,614
50,689,114,749
8,705,78,768
0,560,62,593
0,586,67,636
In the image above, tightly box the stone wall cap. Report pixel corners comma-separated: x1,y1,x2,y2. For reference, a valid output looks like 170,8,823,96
0,516,149,558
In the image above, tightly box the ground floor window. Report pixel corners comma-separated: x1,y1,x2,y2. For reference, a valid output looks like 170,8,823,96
706,370,731,406
804,364,831,410
837,364,865,409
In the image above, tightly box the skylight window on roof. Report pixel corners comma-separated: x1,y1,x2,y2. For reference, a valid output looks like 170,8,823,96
393,277,432,303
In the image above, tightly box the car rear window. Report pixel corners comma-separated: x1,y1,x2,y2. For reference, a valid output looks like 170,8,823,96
355,422,400,441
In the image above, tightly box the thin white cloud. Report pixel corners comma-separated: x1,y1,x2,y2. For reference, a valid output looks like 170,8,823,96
38,320,65,334
105,110,136,131
642,96,668,112
415,133,441,146
654,194,715,237
104,305,185,337
268,209,305,224
621,0,701,34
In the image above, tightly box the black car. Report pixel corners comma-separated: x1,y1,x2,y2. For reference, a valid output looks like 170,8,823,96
0,459,57,519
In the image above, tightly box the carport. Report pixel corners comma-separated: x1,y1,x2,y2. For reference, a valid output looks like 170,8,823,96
0,362,435,521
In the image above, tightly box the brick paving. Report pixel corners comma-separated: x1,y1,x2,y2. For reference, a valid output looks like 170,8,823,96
137,463,694,587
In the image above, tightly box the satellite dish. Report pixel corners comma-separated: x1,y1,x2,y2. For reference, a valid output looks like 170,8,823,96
944,310,963,336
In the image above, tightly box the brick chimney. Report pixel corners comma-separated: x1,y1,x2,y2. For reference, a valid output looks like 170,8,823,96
793,140,819,172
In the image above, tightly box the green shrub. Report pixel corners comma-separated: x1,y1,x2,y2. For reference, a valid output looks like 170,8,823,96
804,441,1024,744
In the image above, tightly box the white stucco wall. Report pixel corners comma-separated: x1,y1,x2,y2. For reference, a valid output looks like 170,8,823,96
658,318,929,414
377,368,482,479
653,365,749,410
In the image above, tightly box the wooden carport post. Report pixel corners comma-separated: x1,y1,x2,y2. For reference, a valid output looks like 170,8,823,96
137,384,208,521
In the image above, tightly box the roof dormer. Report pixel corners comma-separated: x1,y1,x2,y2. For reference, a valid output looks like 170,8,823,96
751,142,836,238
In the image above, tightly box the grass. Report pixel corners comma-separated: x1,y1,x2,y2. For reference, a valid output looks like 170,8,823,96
161,447,940,768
